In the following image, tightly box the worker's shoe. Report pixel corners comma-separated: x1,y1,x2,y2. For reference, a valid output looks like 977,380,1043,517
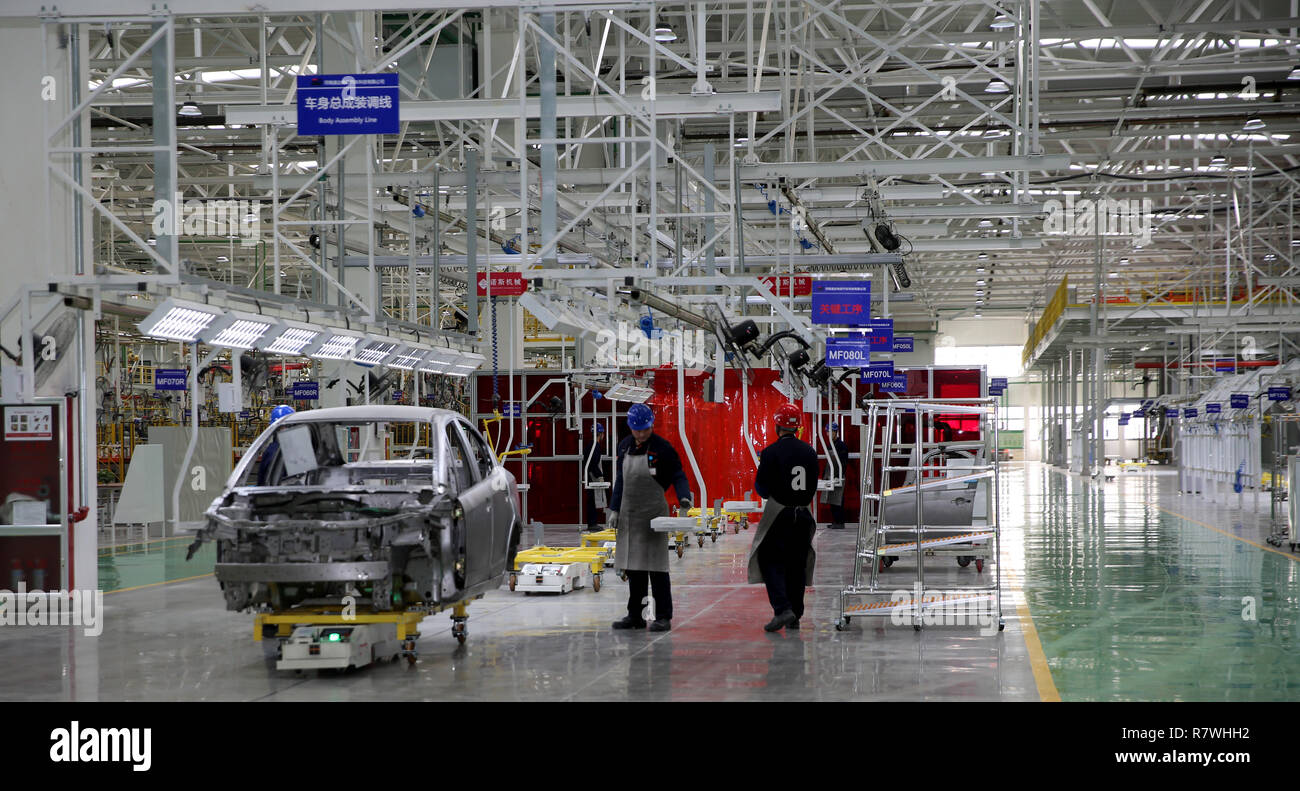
648,618,671,632
764,610,799,632
830,523,845,530
787,617,801,630
611,616,647,630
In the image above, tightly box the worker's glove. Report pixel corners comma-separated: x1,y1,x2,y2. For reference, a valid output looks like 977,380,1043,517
678,497,692,511
608,511,619,530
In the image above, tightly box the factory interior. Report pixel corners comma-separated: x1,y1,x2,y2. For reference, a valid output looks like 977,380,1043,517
2,0,1300,723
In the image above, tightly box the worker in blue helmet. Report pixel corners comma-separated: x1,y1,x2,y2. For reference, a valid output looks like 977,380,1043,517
583,422,608,531
608,403,692,632
257,405,296,485
821,423,852,530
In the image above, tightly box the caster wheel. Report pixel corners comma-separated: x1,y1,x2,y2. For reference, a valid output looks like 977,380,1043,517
975,558,985,573
711,534,717,543
508,574,517,591
592,574,602,592
620,572,628,582
733,525,740,534
998,619,1006,632
698,536,704,548
834,619,847,631
885,557,896,568
676,544,684,558
913,624,922,632
957,557,971,568
843,616,851,624
456,633,467,645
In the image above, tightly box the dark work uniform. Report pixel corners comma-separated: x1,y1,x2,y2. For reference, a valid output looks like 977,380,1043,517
583,437,607,529
610,433,692,622
754,433,820,618
825,437,851,525
256,439,281,485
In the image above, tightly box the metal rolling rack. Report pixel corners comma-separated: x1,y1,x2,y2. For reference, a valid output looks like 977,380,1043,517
835,397,1004,632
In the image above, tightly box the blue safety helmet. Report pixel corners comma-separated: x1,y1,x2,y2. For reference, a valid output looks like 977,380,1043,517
826,422,839,432
594,423,605,433
271,405,296,424
627,403,655,431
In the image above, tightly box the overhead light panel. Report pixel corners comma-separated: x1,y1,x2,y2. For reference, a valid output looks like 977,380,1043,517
138,298,223,342
1243,117,1266,131
653,26,677,41
984,78,1010,94
605,383,655,403
198,310,275,349
263,320,321,356
417,349,454,374
354,336,400,366
386,344,429,370
304,328,365,360
445,351,486,377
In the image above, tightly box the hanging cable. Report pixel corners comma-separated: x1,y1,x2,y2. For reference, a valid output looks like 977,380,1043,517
491,295,501,408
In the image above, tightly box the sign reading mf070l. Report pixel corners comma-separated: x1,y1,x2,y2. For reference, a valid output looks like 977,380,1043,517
297,74,400,135
811,281,871,325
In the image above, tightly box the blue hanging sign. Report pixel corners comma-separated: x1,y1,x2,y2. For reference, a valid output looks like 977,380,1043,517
859,361,895,381
891,336,914,353
865,319,894,351
502,402,523,417
1207,403,1221,414
825,337,872,367
1132,409,1145,418
1165,407,1179,418
1230,393,1249,408
880,374,908,392
1269,386,1291,401
153,368,187,391
290,381,319,400
1184,408,1198,418
297,73,401,136
1119,415,1130,426
811,281,871,325
991,377,1008,388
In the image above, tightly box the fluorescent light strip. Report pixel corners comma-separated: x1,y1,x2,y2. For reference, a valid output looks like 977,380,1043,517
355,339,399,366
139,299,223,342
387,346,428,370
266,326,319,355
207,319,272,349
312,334,361,360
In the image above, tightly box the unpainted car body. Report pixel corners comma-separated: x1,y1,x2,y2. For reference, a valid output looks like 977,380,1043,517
188,406,520,613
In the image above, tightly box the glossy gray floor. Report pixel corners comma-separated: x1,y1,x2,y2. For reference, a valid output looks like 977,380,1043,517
0,496,1041,702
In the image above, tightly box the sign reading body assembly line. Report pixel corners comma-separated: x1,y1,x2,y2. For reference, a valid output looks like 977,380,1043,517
297,74,400,136
811,281,871,325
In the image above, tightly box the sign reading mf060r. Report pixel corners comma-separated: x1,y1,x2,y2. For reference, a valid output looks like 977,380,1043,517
297,73,400,136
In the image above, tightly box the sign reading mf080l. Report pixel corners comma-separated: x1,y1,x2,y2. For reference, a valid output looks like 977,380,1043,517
297,74,400,136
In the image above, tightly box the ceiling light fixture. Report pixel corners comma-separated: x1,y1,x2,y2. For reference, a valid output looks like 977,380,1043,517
198,310,275,349
1243,116,1266,131
138,298,223,342
653,26,677,42
263,320,322,356
989,8,1015,30
178,97,202,117
304,329,365,360
354,336,401,366
984,78,1010,94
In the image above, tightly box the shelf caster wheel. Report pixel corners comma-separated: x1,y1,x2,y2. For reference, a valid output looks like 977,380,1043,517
711,534,717,543
451,620,467,645
620,572,627,582
698,536,704,548
913,624,922,632
733,524,740,534
957,556,971,568
592,574,602,592
508,574,517,591
975,558,985,573
676,544,684,558
834,618,848,631
998,619,1006,632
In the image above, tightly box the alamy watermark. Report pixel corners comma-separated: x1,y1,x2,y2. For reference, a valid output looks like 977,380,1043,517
889,583,1000,635
0,583,104,637
152,193,262,247
1043,195,1153,247
593,321,714,368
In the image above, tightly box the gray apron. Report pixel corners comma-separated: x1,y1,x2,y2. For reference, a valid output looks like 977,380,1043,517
746,497,817,585
614,451,670,573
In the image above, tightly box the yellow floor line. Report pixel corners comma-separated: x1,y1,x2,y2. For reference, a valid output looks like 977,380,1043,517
1014,594,1061,702
1156,505,1300,562
104,572,214,595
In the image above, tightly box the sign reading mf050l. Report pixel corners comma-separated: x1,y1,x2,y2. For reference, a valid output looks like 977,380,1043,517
297,74,400,136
